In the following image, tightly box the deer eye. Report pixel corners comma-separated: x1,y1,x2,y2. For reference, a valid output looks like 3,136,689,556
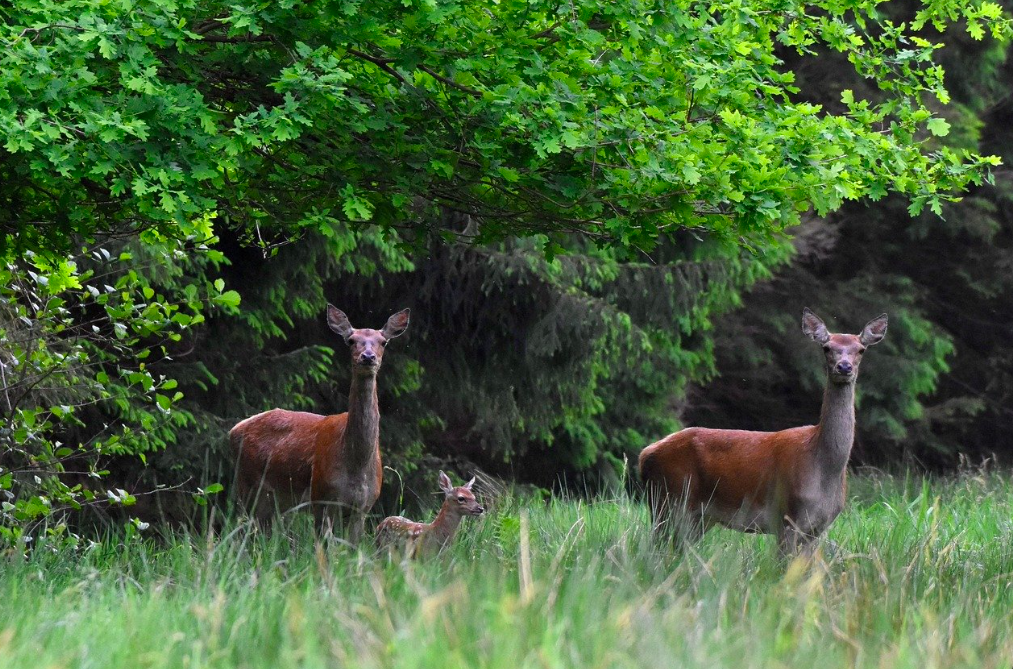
457,496,465,502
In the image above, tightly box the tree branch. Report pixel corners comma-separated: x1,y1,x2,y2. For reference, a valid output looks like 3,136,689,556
418,65,483,98
198,34,274,44
346,48,408,86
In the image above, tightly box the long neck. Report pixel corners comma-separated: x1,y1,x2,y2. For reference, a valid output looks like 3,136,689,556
425,503,463,547
812,377,856,476
344,372,379,464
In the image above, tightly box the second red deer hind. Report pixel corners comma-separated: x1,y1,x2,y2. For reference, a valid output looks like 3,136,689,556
639,308,887,555
230,305,410,540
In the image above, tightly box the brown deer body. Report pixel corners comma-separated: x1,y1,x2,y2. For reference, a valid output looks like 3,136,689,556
230,305,410,540
376,472,484,557
639,308,888,554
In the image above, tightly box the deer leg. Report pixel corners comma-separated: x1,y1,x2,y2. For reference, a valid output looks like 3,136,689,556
778,517,821,558
649,490,704,549
646,482,672,539
647,486,685,544
238,474,277,531
672,511,704,548
778,528,803,557
253,493,275,529
780,500,839,558
348,510,367,545
673,479,704,548
313,502,336,538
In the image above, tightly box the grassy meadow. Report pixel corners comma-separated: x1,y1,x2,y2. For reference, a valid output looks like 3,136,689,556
1,470,1013,669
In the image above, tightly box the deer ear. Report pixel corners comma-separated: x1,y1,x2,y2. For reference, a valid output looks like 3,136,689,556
381,308,410,339
801,307,830,344
860,313,888,347
326,304,354,342
438,470,453,495
463,476,476,491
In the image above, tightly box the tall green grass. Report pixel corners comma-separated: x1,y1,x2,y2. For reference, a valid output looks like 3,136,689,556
1,471,1012,668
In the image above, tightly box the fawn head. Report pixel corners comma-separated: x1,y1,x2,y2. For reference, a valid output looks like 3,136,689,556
327,305,410,374
438,471,485,516
802,308,887,384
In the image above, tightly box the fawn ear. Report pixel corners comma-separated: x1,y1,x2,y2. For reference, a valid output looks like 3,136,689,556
326,304,354,342
463,476,476,491
438,470,453,495
802,307,830,344
381,308,410,339
860,313,888,347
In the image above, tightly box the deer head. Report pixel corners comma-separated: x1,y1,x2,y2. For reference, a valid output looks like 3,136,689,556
802,308,887,384
327,305,410,375
438,471,485,516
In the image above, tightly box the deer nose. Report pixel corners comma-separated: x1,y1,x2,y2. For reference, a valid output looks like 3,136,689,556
476,506,485,514
361,351,377,363
835,361,853,375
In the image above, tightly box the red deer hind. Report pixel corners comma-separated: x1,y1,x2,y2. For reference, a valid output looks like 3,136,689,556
639,308,887,554
375,471,485,557
230,305,410,540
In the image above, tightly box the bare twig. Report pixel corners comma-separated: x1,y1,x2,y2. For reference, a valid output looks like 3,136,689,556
0,358,12,415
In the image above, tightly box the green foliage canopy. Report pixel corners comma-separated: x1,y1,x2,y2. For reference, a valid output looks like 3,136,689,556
1,0,1007,259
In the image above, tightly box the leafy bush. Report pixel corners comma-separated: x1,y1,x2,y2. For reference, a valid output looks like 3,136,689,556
0,238,235,548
